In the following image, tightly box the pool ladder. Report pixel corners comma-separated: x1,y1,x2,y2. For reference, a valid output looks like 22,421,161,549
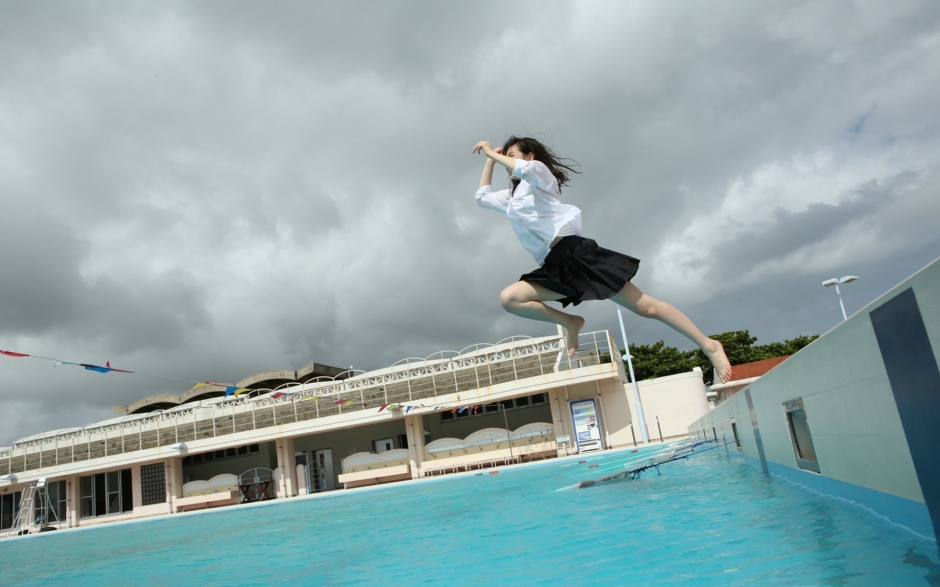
7,478,59,537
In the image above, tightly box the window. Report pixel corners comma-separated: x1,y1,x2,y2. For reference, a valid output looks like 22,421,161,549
397,434,409,450
80,469,133,518
140,463,166,506
440,394,549,423
784,398,820,473
183,443,261,465
39,480,68,524
0,491,21,530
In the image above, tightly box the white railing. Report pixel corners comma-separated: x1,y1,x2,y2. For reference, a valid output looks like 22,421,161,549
0,331,617,476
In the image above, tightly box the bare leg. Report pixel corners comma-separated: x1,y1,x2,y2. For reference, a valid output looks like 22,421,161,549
499,281,585,357
611,282,732,383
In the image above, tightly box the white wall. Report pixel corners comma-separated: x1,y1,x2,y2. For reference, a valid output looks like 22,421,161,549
626,369,708,441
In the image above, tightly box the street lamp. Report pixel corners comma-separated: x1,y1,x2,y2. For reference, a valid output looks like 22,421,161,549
822,276,858,321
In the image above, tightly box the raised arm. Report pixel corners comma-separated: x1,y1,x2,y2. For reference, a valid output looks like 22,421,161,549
479,154,497,188
472,141,516,173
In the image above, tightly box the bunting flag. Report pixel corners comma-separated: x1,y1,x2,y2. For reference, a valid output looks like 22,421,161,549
222,386,253,397
80,361,134,374
0,347,243,392
1,345,490,418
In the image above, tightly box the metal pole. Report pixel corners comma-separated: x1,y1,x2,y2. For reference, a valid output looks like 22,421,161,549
656,416,663,443
836,283,847,321
617,308,649,443
500,403,515,464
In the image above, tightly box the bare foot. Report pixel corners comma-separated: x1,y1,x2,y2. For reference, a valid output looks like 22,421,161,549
564,316,585,357
704,339,732,383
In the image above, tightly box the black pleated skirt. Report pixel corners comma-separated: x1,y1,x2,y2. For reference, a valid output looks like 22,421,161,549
519,236,640,307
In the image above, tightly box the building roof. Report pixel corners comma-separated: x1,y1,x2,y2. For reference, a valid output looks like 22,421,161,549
112,361,350,415
728,356,790,381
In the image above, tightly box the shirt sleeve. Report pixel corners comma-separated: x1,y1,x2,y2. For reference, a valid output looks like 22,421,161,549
513,160,559,195
474,185,510,212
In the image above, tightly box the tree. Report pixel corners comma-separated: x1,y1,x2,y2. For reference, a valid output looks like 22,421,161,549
626,341,698,381
620,330,820,385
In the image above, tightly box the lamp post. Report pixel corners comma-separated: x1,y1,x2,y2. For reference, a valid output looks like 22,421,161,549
617,308,649,443
822,276,859,321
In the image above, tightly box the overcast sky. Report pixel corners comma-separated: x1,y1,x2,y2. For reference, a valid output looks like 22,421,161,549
2,1,939,446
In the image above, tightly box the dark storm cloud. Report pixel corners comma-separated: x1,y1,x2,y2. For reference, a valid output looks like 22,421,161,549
712,175,907,277
0,210,86,333
1,1,939,445
0,205,211,350
181,0,546,82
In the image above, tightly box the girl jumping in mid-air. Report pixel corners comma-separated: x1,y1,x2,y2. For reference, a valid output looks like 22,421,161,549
472,136,732,383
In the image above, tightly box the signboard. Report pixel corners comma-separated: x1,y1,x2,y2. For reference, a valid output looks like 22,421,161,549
569,399,604,453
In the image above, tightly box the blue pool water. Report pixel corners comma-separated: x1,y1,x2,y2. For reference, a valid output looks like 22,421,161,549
2,445,939,586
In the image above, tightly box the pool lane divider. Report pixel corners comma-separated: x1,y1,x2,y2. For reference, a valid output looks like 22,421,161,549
567,441,709,479
574,440,734,489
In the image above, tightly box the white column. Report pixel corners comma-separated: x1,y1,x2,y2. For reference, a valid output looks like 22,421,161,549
68,475,80,527
404,415,425,479
131,464,143,510
166,457,183,513
275,438,298,498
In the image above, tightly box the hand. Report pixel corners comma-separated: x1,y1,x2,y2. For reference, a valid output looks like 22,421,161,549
472,141,499,155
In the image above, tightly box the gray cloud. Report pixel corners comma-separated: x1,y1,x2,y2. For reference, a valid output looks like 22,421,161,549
711,175,907,276
1,1,940,445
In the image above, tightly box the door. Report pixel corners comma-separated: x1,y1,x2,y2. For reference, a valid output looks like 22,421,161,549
310,449,336,492
372,438,394,454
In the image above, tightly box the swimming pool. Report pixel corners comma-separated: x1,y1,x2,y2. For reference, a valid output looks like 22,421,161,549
1,444,937,586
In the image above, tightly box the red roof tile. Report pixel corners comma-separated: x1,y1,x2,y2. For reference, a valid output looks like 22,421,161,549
729,356,790,381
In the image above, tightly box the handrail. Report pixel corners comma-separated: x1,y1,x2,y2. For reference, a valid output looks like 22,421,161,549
0,331,614,473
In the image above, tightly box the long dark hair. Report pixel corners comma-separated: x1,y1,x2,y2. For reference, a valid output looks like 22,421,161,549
502,136,580,194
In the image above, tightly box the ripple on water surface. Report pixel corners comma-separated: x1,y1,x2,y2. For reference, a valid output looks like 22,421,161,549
1,447,938,586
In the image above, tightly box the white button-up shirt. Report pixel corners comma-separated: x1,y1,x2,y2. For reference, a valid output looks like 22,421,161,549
475,159,582,265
